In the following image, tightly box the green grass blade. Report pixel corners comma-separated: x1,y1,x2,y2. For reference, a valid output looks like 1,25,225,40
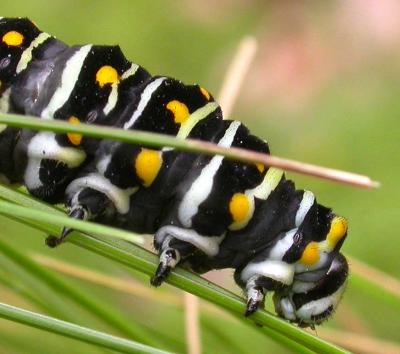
0,199,143,245
0,112,380,188
0,111,269,165
0,221,160,347
0,302,173,354
350,273,400,311
0,187,349,354
0,264,82,323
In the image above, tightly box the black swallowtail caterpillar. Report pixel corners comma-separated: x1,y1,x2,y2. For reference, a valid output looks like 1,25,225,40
0,18,349,327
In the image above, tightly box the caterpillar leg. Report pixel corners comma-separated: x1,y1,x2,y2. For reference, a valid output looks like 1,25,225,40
243,275,265,317
238,274,286,317
46,187,115,248
235,259,294,316
152,225,224,286
151,236,195,286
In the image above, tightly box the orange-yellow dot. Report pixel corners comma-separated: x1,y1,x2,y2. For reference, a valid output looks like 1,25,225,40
200,87,210,100
95,65,119,88
327,216,348,248
135,149,163,187
166,100,190,124
256,163,265,173
67,116,83,146
299,242,320,266
229,193,250,223
2,31,24,47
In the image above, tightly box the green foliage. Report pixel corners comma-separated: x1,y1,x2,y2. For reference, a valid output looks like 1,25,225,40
0,1,398,353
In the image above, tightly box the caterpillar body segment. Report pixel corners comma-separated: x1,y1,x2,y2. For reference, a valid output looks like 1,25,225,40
0,18,349,327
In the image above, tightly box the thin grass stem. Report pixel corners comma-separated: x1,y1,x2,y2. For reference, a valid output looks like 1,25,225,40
0,302,172,354
0,113,379,189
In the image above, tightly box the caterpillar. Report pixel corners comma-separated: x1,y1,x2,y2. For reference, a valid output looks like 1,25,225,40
0,17,349,327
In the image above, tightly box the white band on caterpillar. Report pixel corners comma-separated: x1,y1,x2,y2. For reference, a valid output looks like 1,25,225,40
241,259,295,285
178,121,241,228
155,225,225,256
123,77,166,129
41,45,92,119
295,190,315,226
66,173,137,214
17,32,51,73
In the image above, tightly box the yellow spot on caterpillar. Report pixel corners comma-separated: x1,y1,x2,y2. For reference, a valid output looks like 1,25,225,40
229,193,251,224
166,100,190,124
96,65,119,88
200,87,210,100
327,216,348,248
256,163,265,173
67,116,83,146
2,31,24,46
135,149,162,187
300,242,320,266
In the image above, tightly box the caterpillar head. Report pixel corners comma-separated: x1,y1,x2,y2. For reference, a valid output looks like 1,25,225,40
274,213,349,326
273,252,348,327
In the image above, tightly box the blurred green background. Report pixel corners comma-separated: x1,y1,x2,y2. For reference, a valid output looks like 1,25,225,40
0,1,399,353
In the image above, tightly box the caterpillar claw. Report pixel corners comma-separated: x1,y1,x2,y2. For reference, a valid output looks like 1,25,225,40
45,235,62,248
45,208,86,248
245,298,261,317
244,286,264,317
150,248,180,286
151,263,171,287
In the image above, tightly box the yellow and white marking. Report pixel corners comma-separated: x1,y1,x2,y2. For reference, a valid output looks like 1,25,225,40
41,45,92,119
96,65,119,88
299,241,320,266
178,121,241,228
200,86,210,100
229,167,283,230
134,148,163,187
320,216,348,252
176,102,219,139
103,63,140,115
229,193,251,226
121,63,139,80
295,190,315,227
228,193,253,231
248,167,283,200
103,82,119,115
66,116,83,146
16,32,51,73
123,77,166,129
255,163,265,173
166,100,189,124
269,229,298,260
2,30,24,46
